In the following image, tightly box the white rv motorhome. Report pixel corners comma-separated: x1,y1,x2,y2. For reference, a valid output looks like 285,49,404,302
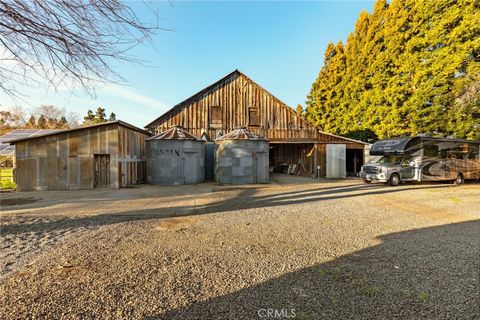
360,136,480,186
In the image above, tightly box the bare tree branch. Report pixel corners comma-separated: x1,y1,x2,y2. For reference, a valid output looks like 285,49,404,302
0,0,165,98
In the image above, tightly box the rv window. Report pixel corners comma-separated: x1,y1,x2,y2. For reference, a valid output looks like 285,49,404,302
468,151,479,160
424,144,438,157
401,158,414,167
375,156,402,165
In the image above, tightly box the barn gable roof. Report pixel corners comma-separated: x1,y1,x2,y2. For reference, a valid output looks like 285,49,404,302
146,70,367,145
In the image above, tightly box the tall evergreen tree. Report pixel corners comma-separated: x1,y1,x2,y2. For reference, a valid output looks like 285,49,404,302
296,104,303,115
95,107,106,123
82,107,117,125
306,0,479,140
26,115,36,128
83,110,95,125
37,114,47,129
47,117,57,129
57,116,68,129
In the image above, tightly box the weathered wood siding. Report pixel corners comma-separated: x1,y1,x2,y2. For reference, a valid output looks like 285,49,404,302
147,72,363,147
14,123,149,191
118,126,148,187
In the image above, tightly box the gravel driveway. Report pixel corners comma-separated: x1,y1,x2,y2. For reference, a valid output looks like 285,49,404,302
1,175,479,319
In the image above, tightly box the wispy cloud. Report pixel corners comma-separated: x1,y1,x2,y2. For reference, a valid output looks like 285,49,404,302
101,84,169,110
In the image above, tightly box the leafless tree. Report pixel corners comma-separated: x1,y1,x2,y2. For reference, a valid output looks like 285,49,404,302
0,105,27,128
0,0,162,99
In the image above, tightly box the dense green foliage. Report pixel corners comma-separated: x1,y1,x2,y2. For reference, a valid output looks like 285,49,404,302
306,0,480,141
82,107,116,125
0,168,15,190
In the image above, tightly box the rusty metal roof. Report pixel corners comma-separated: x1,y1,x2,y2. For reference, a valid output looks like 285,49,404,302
215,127,267,141
7,121,150,144
147,126,201,141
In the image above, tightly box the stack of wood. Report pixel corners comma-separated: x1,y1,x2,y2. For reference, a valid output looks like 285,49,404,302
287,163,310,176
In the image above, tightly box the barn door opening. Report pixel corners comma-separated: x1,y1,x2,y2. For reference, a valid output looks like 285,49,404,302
326,144,346,178
254,151,268,183
94,154,110,188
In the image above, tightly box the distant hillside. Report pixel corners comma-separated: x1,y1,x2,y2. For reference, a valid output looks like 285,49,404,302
306,0,479,141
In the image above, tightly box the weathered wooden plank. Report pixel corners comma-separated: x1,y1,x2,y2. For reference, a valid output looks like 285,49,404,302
80,157,92,189
16,142,26,158
69,132,78,156
144,71,362,144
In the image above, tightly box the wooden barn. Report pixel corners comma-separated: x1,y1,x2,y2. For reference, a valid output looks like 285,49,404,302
9,121,150,191
145,70,367,178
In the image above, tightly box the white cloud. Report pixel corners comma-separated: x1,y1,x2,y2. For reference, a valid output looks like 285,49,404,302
101,84,168,110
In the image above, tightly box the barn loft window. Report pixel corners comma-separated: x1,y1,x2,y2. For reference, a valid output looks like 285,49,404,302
210,105,222,126
248,107,259,126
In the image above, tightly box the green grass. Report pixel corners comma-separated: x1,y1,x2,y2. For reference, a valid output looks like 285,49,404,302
418,291,430,302
448,197,462,203
0,168,16,190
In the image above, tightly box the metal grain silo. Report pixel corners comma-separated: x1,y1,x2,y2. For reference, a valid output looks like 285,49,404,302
215,127,269,184
146,126,205,185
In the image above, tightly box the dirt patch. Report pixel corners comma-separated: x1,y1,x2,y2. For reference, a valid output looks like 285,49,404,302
1,178,479,319
1,197,38,206
155,217,195,231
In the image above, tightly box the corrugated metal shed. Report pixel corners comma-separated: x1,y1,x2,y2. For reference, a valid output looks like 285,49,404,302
10,121,150,191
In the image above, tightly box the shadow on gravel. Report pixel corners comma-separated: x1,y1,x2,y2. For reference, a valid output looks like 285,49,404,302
149,220,480,320
0,183,454,237
0,183,217,211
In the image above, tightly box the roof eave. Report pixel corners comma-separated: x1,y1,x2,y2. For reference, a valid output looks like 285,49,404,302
8,120,150,144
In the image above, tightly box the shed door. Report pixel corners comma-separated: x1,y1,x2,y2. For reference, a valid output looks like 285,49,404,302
94,154,110,188
326,144,346,178
183,151,197,184
254,151,268,183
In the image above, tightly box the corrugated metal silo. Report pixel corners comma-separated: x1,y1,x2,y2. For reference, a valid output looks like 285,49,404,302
215,127,269,184
146,126,205,185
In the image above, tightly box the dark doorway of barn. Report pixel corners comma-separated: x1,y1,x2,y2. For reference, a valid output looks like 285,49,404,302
269,143,315,176
94,154,110,188
346,149,364,177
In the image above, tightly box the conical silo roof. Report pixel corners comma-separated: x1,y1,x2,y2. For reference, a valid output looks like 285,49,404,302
147,126,200,141
215,127,267,141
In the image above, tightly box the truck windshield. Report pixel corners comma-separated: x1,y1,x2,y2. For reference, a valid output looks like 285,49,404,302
375,156,402,164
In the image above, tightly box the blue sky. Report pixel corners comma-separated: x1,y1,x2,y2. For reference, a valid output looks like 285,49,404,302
1,1,374,128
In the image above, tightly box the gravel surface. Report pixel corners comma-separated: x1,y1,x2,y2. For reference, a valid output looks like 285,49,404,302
0,175,479,319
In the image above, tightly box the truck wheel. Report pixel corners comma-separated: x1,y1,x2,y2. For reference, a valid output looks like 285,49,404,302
389,173,400,186
454,173,464,185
